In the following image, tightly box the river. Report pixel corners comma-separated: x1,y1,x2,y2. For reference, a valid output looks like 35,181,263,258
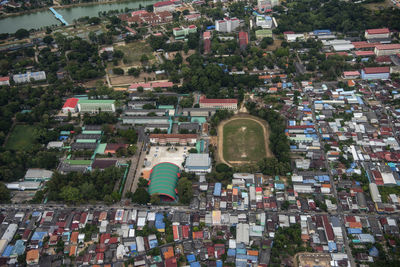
0,0,158,34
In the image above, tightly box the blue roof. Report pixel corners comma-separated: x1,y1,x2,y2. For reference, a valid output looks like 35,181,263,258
369,246,379,257
2,245,13,257
227,248,236,256
190,262,201,267
216,260,223,267
328,242,337,252
155,213,165,229
32,231,47,241
149,239,158,249
214,183,222,196
12,240,25,256
187,254,196,263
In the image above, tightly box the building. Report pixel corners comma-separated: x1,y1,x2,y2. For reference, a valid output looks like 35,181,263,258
153,0,180,12
374,44,400,56
128,81,174,91
239,31,249,50
365,28,390,40
122,10,173,26
215,17,240,33
122,116,169,125
256,15,273,29
26,249,39,265
62,98,79,114
342,71,360,79
258,0,279,12
184,153,211,173
173,25,197,38
104,144,129,154
284,33,305,42
255,29,272,39
0,77,10,86
148,163,180,201
149,134,197,145
24,169,54,182
77,100,116,113
199,97,238,110
13,71,46,84
361,67,390,80
203,31,211,54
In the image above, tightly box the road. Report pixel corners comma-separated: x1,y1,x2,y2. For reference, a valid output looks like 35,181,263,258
306,90,356,266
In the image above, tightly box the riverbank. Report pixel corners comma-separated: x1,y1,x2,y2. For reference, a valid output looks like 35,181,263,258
0,0,148,19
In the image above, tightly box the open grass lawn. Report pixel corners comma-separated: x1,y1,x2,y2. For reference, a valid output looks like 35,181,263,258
5,125,37,151
223,119,266,163
115,41,155,65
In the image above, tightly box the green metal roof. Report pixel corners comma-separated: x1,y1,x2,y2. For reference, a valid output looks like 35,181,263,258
64,160,92,165
148,163,180,200
78,99,115,104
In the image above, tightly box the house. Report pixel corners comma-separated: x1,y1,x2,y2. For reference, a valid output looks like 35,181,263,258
0,77,10,86
365,28,390,40
77,100,116,113
374,44,400,56
215,17,240,33
26,249,39,265
104,143,129,154
361,67,390,80
285,33,305,42
184,153,212,173
149,134,197,145
199,96,237,110
122,116,169,125
239,31,249,50
13,71,46,84
62,98,79,113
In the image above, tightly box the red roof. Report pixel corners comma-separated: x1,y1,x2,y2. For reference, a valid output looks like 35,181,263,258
199,97,237,104
354,50,375,56
154,0,175,7
62,98,79,109
363,67,390,74
352,41,378,49
375,56,392,62
0,76,9,81
375,44,400,50
366,28,390,35
343,71,360,76
203,31,211,38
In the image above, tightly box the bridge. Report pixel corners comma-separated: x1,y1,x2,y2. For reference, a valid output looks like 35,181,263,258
49,7,69,26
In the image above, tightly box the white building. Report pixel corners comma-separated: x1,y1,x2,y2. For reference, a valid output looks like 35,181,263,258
13,71,46,84
285,33,305,42
215,17,240,33
0,77,10,86
256,15,273,29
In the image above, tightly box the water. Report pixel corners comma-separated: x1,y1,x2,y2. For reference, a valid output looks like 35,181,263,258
0,0,157,34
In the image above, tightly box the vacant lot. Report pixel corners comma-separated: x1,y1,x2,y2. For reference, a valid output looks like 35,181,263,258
115,41,155,65
5,125,37,150
222,118,267,164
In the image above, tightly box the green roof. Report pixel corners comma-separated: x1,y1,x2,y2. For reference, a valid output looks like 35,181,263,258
148,163,180,200
64,160,92,165
78,99,115,104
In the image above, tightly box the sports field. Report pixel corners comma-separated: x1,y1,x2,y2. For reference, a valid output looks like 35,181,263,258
5,125,37,150
222,118,267,164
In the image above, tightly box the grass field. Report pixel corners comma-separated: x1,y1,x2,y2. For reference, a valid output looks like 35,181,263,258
5,125,37,151
115,41,155,65
223,119,266,163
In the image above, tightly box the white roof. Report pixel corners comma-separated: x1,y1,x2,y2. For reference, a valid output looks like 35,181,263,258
24,169,53,179
185,153,210,167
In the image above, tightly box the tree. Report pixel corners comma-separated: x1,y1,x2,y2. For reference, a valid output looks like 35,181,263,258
177,177,192,204
216,163,231,173
60,186,81,204
0,183,11,203
15,29,29,39
113,68,124,75
188,148,198,153
128,67,140,77
150,194,161,205
43,35,54,45
132,188,150,204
